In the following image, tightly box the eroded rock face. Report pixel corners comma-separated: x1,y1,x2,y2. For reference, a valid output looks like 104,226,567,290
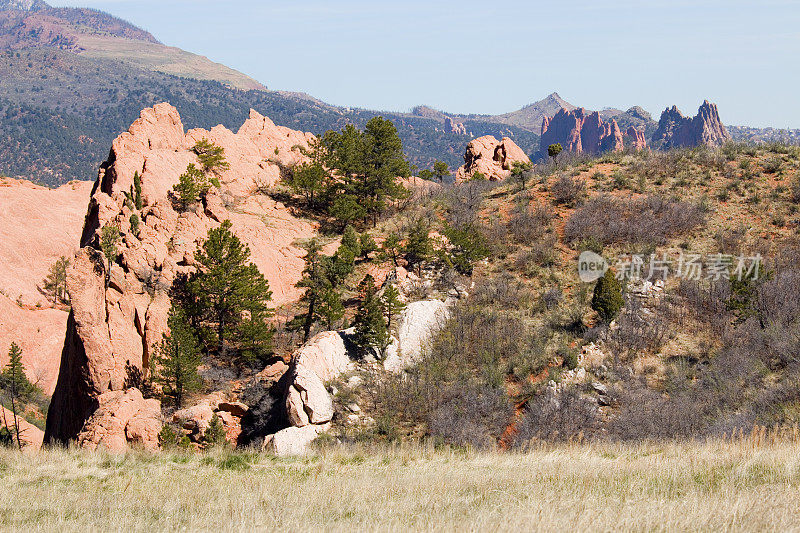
455,136,530,182
44,103,319,447
652,100,730,149
626,127,648,151
540,108,624,157
444,117,467,136
76,388,161,452
384,299,452,372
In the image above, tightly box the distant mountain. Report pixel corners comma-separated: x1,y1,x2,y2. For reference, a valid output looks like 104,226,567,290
0,1,543,185
481,92,576,130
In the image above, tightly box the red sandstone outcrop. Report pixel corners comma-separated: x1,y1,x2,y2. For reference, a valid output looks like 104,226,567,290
626,127,648,151
444,117,467,136
0,178,92,394
455,136,530,182
76,388,161,452
652,100,730,149
540,108,624,157
44,103,321,449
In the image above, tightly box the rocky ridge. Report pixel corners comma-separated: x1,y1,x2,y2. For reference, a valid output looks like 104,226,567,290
44,103,318,450
540,108,625,157
652,100,731,149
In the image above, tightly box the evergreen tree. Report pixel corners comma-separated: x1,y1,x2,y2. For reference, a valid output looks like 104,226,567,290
3,343,26,450
151,305,202,408
321,118,410,227
442,224,489,276
510,161,534,190
192,138,230,174
173,163,211,210
380,232,402,267
404,218,433,275
353,275,389,357
291,239,346,341
340,224,362,258
289,138,328,208
188,221,274,361
380,284,405,330
132,171,143,210
359,232,378,260
433,160,450,182
548,143,563,162
591,269,624,323
100,224,120,288
43,256,69,304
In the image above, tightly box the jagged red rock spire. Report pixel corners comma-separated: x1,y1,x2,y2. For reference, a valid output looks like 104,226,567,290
652,100,730,149
539,108,624,156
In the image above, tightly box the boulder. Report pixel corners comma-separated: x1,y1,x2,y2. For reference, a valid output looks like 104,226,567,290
173,403,214,434
265,423,330,457
292,331,352,383
76,388,161,452
384,299,451,372
217,401,248,418
455,136,530,182
285,366,334,425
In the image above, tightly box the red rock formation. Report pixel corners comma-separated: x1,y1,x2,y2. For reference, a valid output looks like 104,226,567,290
540,108,624,157
444,117,467,136
44,103,321,449
455,136,530,182
652,100,730,149
626,126,648,151
0,178,92,395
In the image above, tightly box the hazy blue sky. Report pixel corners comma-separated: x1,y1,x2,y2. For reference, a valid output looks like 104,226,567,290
50,0,800,127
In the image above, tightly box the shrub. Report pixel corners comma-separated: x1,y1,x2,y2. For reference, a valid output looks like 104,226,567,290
591,269,624,323
550,175,586,206
514,388,599,446
428,384,513,449
508,202,553,245
564,194,706,246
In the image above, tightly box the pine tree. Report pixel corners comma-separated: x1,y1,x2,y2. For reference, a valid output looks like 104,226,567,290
43,256,69,304
433,160,450,182
591,269,624,323
188,221,274,361
100,224,120,288
404,218,433,275
442,224,489,276
341,224,362,258
321,118,410,227
3,343,26,450
151,305,202,408
292,240,345,341
359,232,377,260
192,138,230,174
290,138,328,208
132,171,143,210
173,163,210,210
380,284,405,330
380,232,402,267
353,275,389,357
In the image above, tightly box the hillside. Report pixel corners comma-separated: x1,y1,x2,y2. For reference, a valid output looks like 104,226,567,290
0,1,540,186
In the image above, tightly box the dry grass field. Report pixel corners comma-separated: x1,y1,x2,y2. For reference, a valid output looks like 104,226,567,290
2,437,800,531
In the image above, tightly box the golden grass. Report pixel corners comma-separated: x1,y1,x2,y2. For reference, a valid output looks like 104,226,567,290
2,438,800,531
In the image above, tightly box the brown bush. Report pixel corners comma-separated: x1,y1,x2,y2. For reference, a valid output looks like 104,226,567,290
550,175,586,207
564,194,705,246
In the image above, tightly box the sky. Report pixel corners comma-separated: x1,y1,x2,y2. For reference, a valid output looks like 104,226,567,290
49,0,800,128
